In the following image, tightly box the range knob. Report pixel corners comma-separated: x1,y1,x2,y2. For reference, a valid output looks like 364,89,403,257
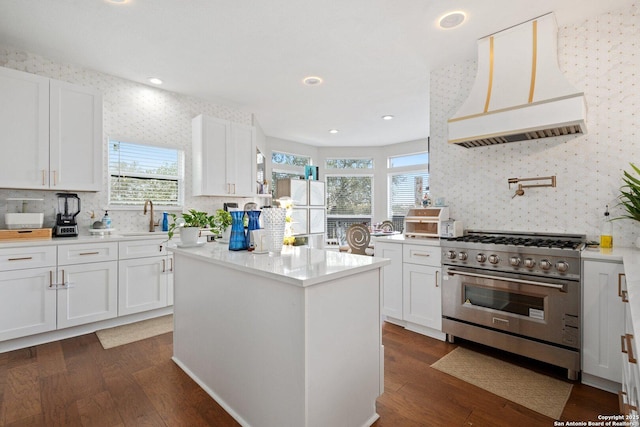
476,253,486,263
524,258,536,268
488,254,500,264
556,261,570,273
458,251,468,261
509,256,521,266
540,259,552,270
445,250,457,259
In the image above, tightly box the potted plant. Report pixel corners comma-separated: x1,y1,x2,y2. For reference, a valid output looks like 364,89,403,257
213,209,233,242
616,163,640,247
168,209,215,246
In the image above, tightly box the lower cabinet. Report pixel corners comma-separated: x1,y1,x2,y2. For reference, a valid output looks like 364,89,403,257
118,240,173,316
621,276,639,417
377,239,444,340
56,261,118,329
582,259,625,390
0,266,57,341
57,242,119,329
403,262,441,330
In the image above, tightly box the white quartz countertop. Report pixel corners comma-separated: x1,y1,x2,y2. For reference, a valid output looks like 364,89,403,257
170,243,390,287
0,231,171,248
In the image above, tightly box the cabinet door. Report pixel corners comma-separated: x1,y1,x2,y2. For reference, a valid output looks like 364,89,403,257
49,80,103,191
309,208,326,234
119,257,168,315
0,67,49,189
309,180,325,206
402,263,441,330
290,208,308,235
229,123,256,196
57,261,118,328
377,242,403,320
192,114,230,196
582,260,625,382
0,267,56,341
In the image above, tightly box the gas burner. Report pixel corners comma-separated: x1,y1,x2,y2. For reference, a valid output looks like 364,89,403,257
441,230,586,280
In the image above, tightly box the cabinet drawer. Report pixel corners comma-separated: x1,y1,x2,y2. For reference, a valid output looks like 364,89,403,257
403,244,441,266
119,239,167,259
58,242,118,265
0,245,56,271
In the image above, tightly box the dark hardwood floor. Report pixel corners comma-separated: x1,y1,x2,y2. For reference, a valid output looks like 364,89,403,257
0,322,618,426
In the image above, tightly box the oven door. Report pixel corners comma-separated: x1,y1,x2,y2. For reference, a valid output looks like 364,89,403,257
442,266,580,349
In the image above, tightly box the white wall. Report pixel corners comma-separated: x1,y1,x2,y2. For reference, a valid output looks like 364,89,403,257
429,5,640,246
0,46,260,232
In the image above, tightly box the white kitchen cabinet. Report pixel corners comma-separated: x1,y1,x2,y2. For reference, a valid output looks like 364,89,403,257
376,239,445,340
56,242,118,329
56,261,118,329
582,259,625,390
118,239,173,315
277,179,308,205
309,208,326,234
49,79,103,191
621,270,639,417
192,114,257,197
0,246,57,341
402,244,443,335
0,66,103,191
376,241,403,321
309,180,325,206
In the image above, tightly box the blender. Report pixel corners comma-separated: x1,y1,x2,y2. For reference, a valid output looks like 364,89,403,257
54,193,81,237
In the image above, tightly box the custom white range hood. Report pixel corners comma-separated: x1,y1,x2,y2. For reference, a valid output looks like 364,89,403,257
448,13,587,148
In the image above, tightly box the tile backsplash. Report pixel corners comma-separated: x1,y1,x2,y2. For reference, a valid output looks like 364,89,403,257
429,5,640,246
0,46,257,233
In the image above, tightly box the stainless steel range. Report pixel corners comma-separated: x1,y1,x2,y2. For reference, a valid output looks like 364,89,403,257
441,230,586,380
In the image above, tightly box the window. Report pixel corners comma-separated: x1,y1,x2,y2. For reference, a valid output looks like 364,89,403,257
325,157,374,241
326,175,373,216
271,151,311,192
387,152,429,226
325,158,373,169
109,140,184,206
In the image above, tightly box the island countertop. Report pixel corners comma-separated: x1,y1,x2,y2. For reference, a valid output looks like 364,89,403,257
169,243,390,287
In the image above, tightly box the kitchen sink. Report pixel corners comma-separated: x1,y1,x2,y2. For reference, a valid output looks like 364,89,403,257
118,231,168,237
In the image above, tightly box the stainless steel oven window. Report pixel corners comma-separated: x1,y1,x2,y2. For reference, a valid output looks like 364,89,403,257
463,285,545,319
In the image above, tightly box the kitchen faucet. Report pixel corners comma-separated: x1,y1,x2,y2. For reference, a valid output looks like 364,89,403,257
143,200,156,232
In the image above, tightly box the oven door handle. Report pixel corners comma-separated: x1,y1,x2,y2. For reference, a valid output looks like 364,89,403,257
446,269,567,292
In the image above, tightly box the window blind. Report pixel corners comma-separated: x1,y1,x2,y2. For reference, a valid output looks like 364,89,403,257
109,141,183,206
388,171,429,216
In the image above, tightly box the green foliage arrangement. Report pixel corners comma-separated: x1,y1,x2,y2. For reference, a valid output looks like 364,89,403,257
213,209,232,234
618,163,640,222
168,209,215,240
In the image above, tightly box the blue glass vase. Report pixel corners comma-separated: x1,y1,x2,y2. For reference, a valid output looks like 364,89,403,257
245,210,261,248
228,211,247,251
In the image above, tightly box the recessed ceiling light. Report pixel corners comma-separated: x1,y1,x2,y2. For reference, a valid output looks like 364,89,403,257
303,76,323,86
105,0,129,4
382,115,394,120
329,129,339,134
148,77,163,85
438,11,466,29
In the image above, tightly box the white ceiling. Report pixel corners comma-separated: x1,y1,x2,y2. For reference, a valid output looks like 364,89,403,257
0,0,633,147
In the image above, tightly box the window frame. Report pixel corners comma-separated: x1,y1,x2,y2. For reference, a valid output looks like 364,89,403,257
107,138,185,210
386,151,429,219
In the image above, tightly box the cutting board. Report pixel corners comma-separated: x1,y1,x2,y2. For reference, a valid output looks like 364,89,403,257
0,228,53,240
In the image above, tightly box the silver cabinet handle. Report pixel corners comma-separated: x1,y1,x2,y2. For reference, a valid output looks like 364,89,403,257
412,252,431,257
435,270,439,288
79,251,100,256
162,259,166,273
8,256,33,261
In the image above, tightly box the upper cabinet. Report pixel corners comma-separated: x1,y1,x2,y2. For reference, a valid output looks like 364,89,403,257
192,114,261,197
0,66,103,191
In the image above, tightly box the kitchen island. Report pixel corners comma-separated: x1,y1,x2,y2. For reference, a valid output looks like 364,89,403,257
169,244,390,427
